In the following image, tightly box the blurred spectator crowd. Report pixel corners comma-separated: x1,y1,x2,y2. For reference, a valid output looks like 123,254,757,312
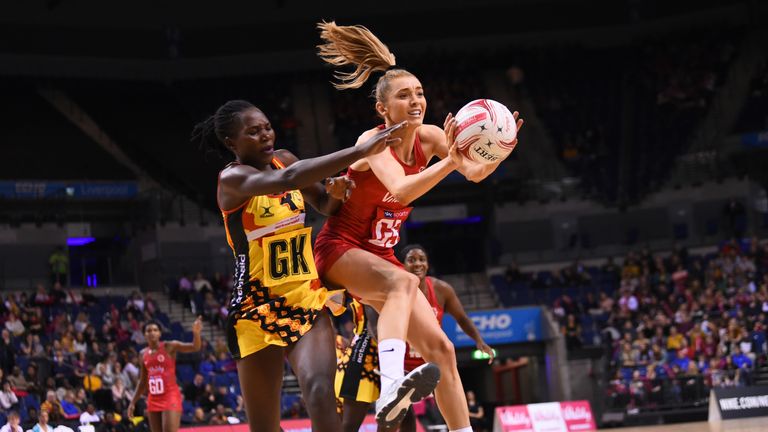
0,275,264,431
495,236,768,412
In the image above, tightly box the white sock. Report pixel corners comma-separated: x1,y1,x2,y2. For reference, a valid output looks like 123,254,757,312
450,428,473,432
377,338,406,394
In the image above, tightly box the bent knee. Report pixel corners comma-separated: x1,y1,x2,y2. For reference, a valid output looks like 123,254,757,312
435,336,456,360
420,334,456,364
385,271,420,296
302,377,335,405
400,272,420,295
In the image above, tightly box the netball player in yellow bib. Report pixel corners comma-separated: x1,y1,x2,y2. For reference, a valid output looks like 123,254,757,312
192,100,404,432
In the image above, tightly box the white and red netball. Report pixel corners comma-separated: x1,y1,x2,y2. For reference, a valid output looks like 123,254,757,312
453,99,518,164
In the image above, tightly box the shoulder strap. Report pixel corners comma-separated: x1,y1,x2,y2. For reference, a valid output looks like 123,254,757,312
413,131,427,166
425,277,438,307
272,157,286,169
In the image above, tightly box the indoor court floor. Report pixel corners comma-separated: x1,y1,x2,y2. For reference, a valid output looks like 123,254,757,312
606,417,768,432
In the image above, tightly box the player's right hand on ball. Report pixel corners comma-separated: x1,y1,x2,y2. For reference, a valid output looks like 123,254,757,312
360,120,407,156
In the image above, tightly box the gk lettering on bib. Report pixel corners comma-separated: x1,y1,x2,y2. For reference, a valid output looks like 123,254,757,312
262,227,318,287
369,207,412,248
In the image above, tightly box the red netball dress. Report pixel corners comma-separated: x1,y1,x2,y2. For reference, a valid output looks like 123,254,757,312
404,277,445,372
142,342,182,412
314,127,428,275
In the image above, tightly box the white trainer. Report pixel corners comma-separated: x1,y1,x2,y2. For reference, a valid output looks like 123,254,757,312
375,363,441,429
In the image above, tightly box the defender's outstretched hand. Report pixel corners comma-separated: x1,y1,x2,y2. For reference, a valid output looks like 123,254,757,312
359,121,407,156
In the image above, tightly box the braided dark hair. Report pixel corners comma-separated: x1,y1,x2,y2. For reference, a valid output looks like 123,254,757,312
191,100,259,158
399,243,427,262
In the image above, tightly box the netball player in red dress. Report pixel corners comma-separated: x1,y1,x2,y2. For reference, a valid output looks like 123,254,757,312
314,22,523,431
127,317,202,432
399,244,494,431
341,244,495,432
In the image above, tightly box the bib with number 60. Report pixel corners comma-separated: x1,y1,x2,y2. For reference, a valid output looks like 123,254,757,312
262,227,318,287
148,376,165,395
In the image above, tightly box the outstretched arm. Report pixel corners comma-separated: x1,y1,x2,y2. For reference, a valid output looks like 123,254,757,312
220,122,405,210
274,150,355,216
364,128,459,206
438,278,495,364
166,316,203,354
127,352,148,417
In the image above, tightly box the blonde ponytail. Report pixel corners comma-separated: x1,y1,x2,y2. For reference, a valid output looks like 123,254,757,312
317,21,397,90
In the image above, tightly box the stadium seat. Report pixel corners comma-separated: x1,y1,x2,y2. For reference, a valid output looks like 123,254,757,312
213,373,231,388
23,394,40,411
177,364,195,384
16,355,30,371
156,312,171,328
182,400,195,415
170,322,184,340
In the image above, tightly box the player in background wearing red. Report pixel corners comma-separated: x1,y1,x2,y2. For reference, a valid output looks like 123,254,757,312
128,317,202,432
314,22,522,431
399,244,495,431
340,244,496,432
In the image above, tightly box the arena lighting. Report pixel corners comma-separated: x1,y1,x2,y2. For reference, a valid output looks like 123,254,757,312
67,236,95,246
471,348,497,360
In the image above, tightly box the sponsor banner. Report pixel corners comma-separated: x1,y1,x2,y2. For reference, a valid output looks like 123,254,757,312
496,404,534,432
0,181,138,199
709,386,768,421
442,307,542,348
494,401,596,432
559,401,597,431
180,415,404,432
527,402,566,432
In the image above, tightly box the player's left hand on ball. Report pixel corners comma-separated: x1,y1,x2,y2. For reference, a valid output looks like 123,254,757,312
326,176,356,202
443,113,458,146
448,142,466,171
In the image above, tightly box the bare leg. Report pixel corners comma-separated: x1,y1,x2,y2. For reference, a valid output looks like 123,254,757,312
287,309,343,432
325,248,419,342
327,249,467,429
161,410,181,432
237,345,285,432
342,399,372,432
400,407,417,432
146,411,163,432
405,292,470,429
